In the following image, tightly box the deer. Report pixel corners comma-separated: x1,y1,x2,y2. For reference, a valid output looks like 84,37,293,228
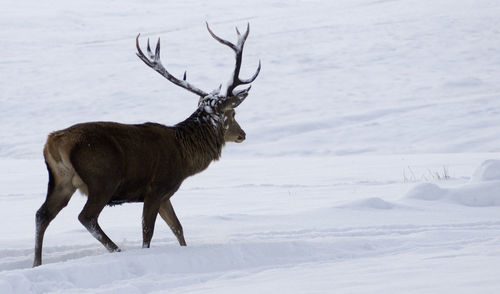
33,23,260,267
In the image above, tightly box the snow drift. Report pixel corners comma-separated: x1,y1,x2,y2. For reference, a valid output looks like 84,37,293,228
406,160,500,207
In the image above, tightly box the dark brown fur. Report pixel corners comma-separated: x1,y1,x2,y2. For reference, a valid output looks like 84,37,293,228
33,109,238,267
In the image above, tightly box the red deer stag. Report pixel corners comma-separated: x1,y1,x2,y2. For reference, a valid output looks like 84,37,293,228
33,23,260,267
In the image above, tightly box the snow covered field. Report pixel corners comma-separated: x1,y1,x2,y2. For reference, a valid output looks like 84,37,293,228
1,0,500,293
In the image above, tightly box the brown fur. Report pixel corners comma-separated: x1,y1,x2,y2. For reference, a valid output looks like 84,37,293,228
33,109,241,267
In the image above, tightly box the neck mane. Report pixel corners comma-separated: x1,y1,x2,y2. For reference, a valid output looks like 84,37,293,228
174,107,226,175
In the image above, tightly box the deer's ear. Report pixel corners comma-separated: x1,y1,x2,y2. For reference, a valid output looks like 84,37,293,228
221,84,252,110
220,93,248,110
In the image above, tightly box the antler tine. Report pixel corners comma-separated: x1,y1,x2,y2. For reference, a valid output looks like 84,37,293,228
146,38,154,59
206,22,237,51
239,23,250,45
154,38,161,61
206,22,261,96
136,34,208,98
136,34,153,67
240,59,261,84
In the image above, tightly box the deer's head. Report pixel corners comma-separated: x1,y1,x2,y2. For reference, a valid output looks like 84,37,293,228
136,23,260,144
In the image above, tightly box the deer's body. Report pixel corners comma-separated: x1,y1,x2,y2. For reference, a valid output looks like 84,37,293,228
45,120,220,206
33,23,260,267
47,117,225,201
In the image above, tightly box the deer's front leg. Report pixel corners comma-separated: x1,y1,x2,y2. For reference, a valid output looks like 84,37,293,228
159,199,186,246
142,197,161,248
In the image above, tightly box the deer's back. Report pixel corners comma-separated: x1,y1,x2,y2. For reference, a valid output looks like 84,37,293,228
45,121,185,203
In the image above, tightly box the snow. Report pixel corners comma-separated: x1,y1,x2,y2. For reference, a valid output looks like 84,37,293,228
406,160,500,207
471,159,500,182
2,0,500,293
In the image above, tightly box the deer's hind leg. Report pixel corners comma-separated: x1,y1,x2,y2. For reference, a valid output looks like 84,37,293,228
69,139,122,253
33,160,76,267
78,193,121,253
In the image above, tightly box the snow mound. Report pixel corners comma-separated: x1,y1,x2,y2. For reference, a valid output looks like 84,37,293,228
340,197,397,210
405,183,446,201
449,182,500,207
406,182,500,207
470,159,500,182
406,160,500,207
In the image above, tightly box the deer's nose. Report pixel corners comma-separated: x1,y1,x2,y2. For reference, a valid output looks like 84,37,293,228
236,131,246,142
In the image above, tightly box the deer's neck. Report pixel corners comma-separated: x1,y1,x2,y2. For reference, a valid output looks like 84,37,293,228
174,108,225,175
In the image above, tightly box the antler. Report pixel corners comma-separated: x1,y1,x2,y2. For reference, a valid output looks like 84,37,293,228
136,34,208,97
206,23,261,97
